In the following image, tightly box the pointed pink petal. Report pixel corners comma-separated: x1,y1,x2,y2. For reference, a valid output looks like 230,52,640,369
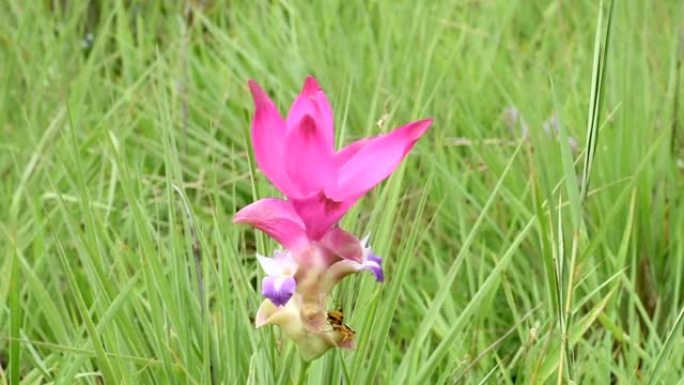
284,115,335,199
334,138,369,170
286,76,334,150
248,80,294,195
233,198,308,250
326,118,433,200
319,227,363,262
290,137,369,234
292,194,359,240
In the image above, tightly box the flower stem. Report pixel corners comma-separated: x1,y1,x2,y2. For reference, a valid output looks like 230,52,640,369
297,360,311,385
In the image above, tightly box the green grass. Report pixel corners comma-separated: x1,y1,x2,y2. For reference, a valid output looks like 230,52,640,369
2,1,684,383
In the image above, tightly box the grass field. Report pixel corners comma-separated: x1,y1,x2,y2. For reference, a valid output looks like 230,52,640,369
2,1,684,384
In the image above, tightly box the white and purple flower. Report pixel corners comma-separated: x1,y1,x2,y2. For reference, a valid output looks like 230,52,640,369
359,236,384,282
257,251,298,307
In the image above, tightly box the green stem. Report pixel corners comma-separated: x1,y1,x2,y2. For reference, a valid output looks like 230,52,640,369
297,360,311,385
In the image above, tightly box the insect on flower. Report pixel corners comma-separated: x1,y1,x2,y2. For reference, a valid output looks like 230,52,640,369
326,308,346,325
327,309,356,347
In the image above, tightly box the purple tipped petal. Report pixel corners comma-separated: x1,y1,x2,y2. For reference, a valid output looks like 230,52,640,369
262,275,296,307
364,254,384,282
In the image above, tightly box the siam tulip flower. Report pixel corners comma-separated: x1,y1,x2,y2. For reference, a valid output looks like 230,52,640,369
234,76,432,361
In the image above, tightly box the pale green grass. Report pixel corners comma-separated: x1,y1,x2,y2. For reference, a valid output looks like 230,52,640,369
1,1,684,384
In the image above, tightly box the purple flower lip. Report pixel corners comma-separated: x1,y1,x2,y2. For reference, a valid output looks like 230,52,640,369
257,251,298,306
364,254,384,282
358,236,384,282
262,275,296,307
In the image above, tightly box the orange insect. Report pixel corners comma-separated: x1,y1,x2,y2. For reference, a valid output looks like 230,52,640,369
326,309,356,346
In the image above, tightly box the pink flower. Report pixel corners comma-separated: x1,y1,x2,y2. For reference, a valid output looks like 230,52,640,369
233,76,432,360
234,76,432,251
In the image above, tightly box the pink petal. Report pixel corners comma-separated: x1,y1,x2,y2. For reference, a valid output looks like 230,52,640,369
286,76,334,150
289,138,369,236
284,115,335,199
334,138,369,170
319,227,363,262
233,198,308,250
248,80,294,196
326,118,433,200
292,194,359,240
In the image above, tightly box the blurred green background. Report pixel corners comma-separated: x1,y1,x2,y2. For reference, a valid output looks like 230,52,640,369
1,1,683,384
